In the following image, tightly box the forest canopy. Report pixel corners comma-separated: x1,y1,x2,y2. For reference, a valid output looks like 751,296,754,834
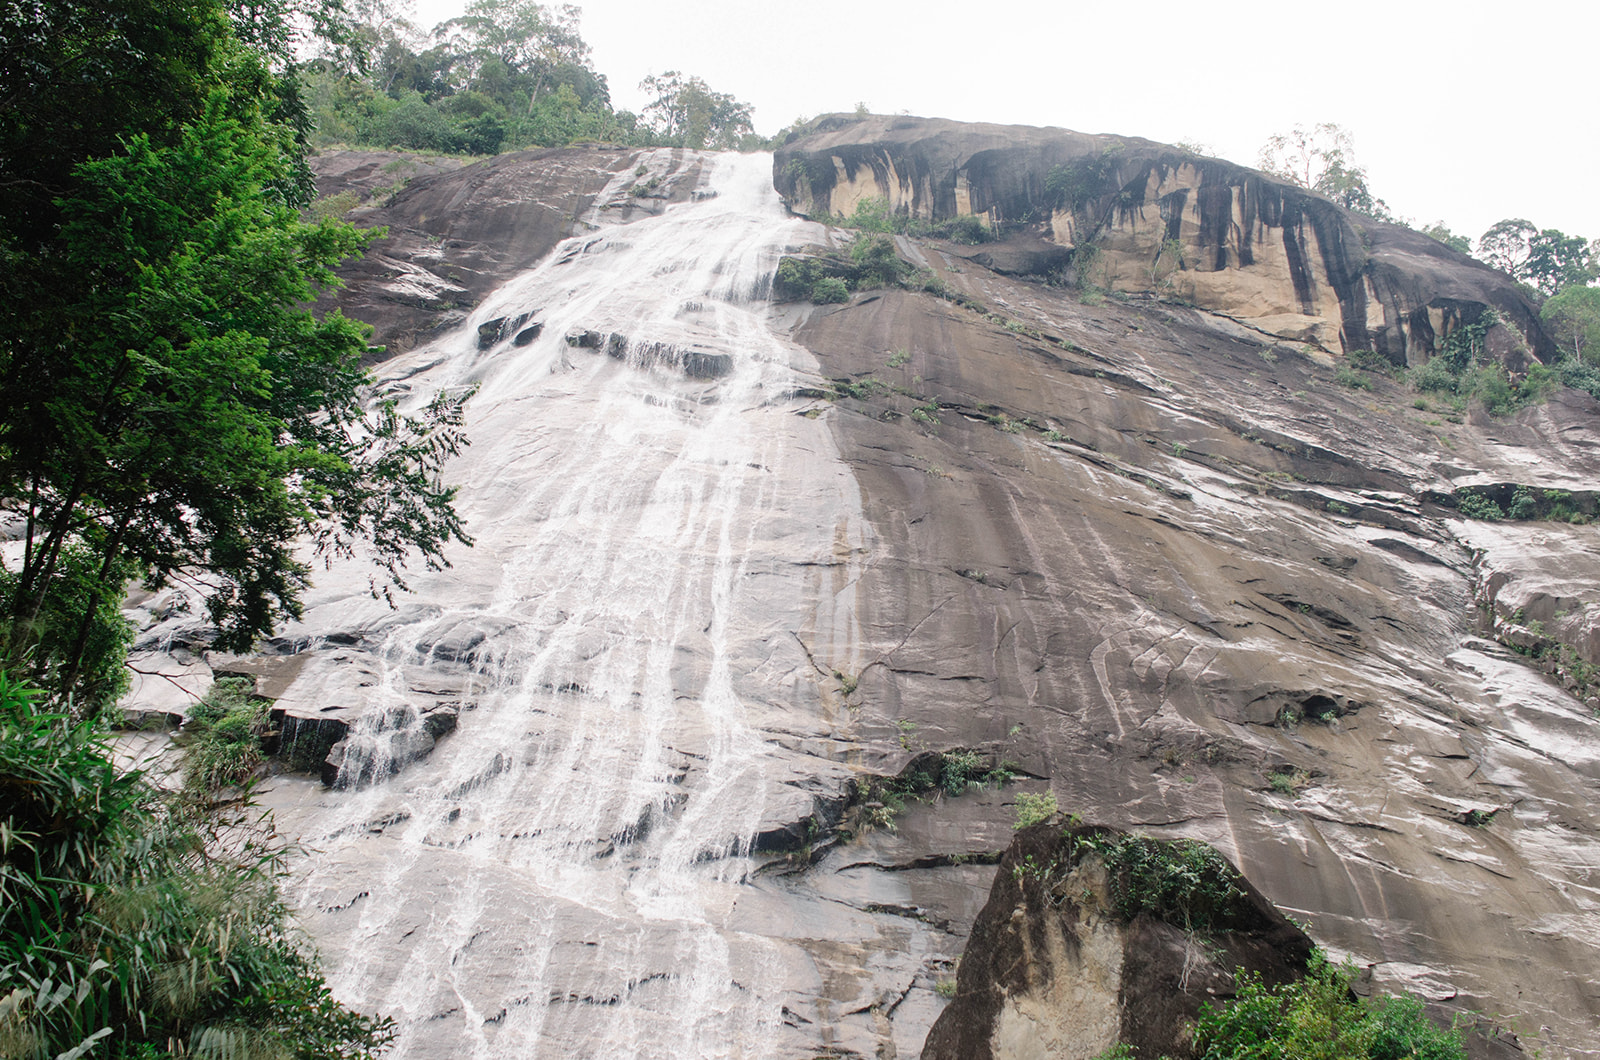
298,0,760,154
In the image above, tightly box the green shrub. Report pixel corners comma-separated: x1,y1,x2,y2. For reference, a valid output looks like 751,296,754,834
940,749,985,796
940,215,992,245
1082,833,1244,931
1335,366,1372,390
1477,368,1515,416
1411,356,1464,395
0,674,393,1059
1014,791,1058,829
1454,490,1505,521
182,677,272,791
849,234,911,289
845,196,904,234
1346,349,1396,375
1194,952,1464,1060
811,276,849,304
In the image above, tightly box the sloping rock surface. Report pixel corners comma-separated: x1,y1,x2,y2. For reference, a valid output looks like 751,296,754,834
193,137,1600,1059
311,146,708,359
783,220,1600,1055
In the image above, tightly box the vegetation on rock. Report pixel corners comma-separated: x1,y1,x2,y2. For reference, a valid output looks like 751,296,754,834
0,673,393,1059
1080,832,1245,932
773,234,927,305
1195,952,1465,1060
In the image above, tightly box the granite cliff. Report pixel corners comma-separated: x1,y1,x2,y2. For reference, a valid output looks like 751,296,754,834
121,121,1600,1059
774,115,1552,367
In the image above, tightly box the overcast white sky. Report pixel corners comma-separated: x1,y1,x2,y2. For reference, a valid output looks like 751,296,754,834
411,0,1599,243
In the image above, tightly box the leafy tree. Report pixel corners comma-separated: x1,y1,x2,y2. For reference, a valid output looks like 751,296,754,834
1524,228,1595,296
1420,222,1471,254
1475,219,1595,296
1541,285,1600,362
1257,123,1391,219
1475,218,1537,279
639,70,754,150
0,2,471,707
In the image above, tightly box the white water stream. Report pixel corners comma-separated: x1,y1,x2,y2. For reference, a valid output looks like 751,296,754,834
271,151,869,1058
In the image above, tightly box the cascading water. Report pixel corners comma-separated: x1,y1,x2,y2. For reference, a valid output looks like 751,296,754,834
270,151,873,1058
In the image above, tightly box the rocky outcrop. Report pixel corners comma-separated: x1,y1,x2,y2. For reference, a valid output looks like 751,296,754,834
311,146,709,359
774,115,1550,365
923,823,1314,1060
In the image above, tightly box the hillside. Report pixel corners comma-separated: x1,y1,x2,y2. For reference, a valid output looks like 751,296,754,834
120,119,1600,1059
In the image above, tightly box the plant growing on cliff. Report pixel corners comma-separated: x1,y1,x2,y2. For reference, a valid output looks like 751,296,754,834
850,234,914,289
1013,791,1058,828
1193,951,1465,1060
1082,833,1244,931
1454,490,1505,521
0,673,394,1059
182,677,274,792
1148,237,1186,293
1046,143,1126,215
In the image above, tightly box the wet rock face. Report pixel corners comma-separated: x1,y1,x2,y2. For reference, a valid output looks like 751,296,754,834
789,246,1600,1053
184,138,1600,1059
310,146,708,360
774,115,1549,364
923,824,1314,1060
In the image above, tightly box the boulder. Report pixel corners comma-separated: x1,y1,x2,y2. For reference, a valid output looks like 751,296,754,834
924,824,1313,1060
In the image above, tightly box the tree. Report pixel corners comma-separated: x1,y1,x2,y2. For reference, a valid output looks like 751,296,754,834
639,70,754,150
1525,228,1595,296
1541,285,1600,362
1475,219,1595,296
0,1,471,707
437,0,598,110
1257,123,1391,219
1475,218,1537,279
1420,221,1472,254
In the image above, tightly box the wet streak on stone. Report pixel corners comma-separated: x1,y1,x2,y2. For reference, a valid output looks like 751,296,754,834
1197,180,1238,270
1307,205,1373,354
1274,195,1316,316
1160,188,1187,245
1408,306,1437,361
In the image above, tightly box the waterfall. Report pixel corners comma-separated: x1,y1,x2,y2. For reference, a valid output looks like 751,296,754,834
273,151,870,1059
